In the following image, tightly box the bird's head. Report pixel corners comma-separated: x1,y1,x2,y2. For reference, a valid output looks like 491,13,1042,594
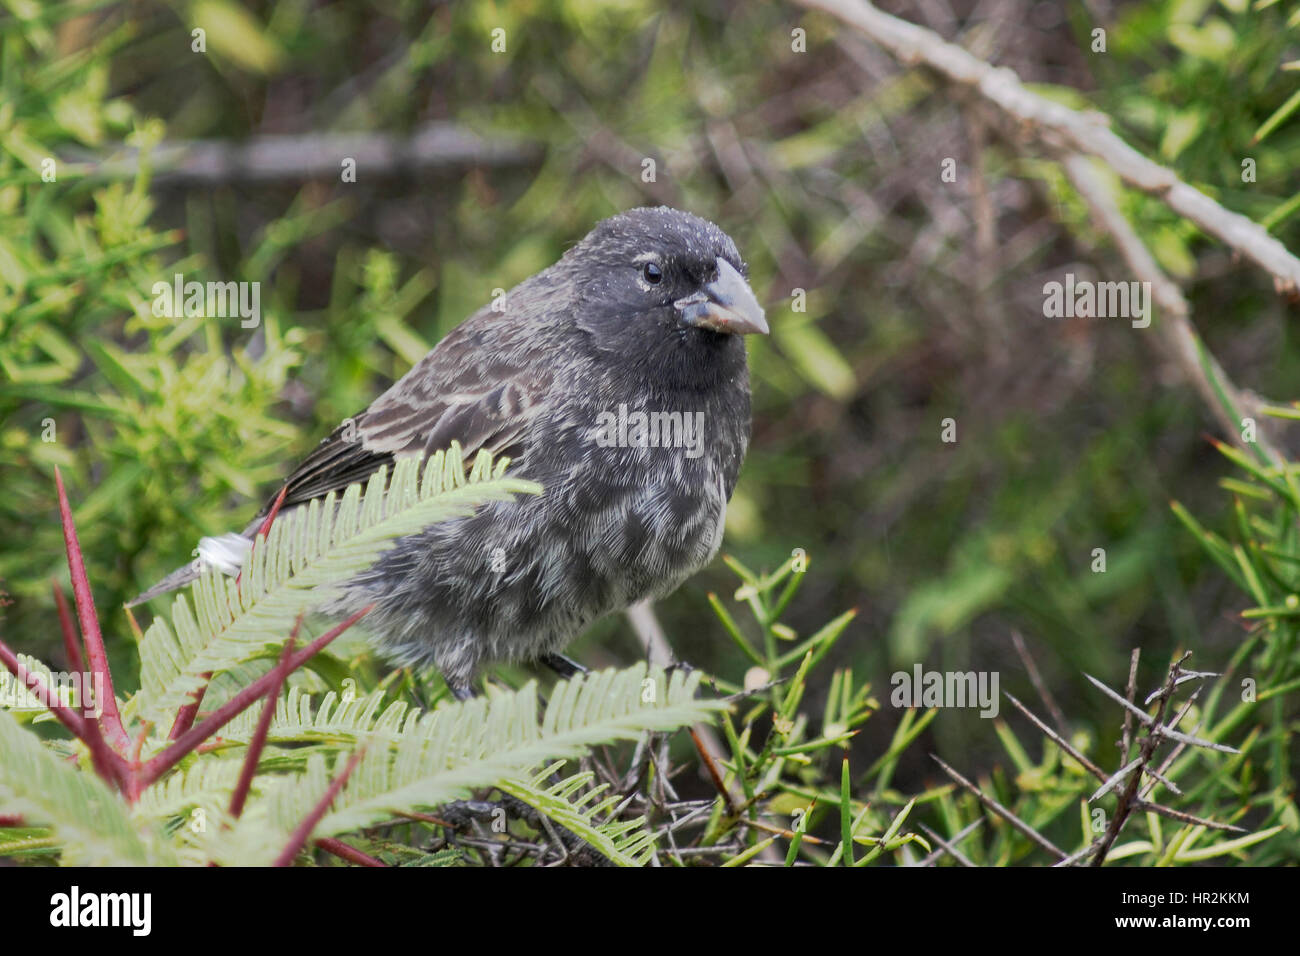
565,207,768,359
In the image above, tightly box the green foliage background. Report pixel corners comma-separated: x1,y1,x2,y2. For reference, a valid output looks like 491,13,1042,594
1,0,1299,862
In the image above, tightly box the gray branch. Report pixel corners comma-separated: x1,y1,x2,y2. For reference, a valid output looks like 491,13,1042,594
66,122,541,184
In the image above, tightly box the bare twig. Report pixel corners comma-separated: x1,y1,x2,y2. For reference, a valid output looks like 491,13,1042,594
918,820,981,867
1003,691,1107,783
930,754,1067,860
66,123,540,185
1009,631,1067,735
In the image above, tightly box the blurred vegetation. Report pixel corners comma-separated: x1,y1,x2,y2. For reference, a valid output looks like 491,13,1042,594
1,0,1298,863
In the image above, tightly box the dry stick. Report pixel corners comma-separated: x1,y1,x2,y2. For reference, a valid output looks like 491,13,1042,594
625,600,737,803
1089,656,1188,866
625,600,778,860
1009,631,1067,735
274,748,366,867
1130,800,1243,834
1055,839,1105,868
930,754,1068,861
1119,649,1141,762
796,0,1290,462
1084,672,1239,754
916,817,983,867
227,629,299,820
919,821,979,867
1002,692,1106,783
688,726,737,816
53,468,128,750
67,123,540,185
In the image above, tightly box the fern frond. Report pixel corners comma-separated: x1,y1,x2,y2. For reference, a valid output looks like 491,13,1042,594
137,446,539,725
219,686,413,748
129,758,245,825
499,763,658,866
0,710,173,865
206,664,722,865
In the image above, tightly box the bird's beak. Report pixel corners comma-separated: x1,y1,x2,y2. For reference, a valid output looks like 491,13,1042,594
675,258,769,336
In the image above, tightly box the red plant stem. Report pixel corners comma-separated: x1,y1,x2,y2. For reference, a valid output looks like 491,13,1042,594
51,583,85,673
257,486,289,540
138,605,373,790
274,748,365,867
53,468,128,750
315,837,387,867
0,637,128,788
167,675,212,741
51,583,124,787
79,689,128,790
0,638,87,738
235,485,288,596
228,627,299,820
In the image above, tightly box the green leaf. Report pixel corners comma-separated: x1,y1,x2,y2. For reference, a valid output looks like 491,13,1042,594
0,711,174,865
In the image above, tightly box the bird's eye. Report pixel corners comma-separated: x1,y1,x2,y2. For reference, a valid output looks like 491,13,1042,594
642,262,663,285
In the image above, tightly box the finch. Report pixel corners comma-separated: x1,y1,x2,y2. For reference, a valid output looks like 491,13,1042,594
130,206,768,699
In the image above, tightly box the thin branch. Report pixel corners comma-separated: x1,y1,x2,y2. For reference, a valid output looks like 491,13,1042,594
918,820,980,867
1089,655,1184,866
1003,691,1106,783
1130,800,1245,834
1120,649,1140,760
65,123,540,186
1009,630,1066,734
1083,673,1240,754
930,754,1067,860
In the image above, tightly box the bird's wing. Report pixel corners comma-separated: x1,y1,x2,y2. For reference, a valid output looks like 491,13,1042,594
128,314,554,608
259,342,552,517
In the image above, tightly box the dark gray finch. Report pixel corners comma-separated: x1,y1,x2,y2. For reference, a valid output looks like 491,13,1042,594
129,206,768,700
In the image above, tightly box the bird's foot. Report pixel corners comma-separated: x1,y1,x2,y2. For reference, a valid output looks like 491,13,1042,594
540,653,589,679
447,679,476,701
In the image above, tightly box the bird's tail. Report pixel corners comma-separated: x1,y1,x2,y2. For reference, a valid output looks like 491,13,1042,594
125,532,253,607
